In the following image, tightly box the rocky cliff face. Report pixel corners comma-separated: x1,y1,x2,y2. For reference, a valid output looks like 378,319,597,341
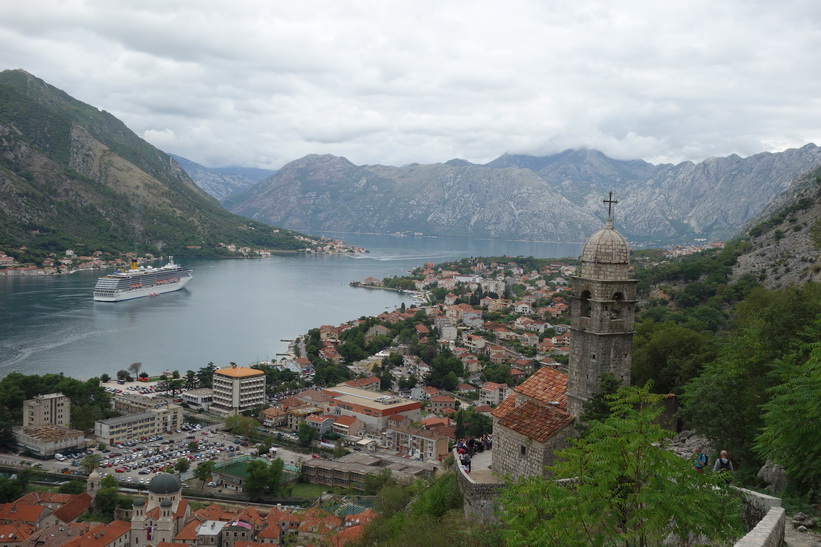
221,146,821,245
732,164,821,289
223,155,603,242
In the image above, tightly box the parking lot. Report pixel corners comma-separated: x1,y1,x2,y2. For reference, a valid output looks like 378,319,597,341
92,422,255,487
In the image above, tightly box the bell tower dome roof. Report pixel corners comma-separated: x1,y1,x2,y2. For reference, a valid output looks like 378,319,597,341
581,218,629,264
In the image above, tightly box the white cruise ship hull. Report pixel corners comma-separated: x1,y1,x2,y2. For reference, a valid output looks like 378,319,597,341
93,257,193,302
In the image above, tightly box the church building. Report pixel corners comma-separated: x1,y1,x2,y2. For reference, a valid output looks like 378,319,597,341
130,472,191,546
491,193,637,480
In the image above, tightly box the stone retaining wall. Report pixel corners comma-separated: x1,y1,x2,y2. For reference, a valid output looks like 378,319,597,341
454,450,504,523
734,488,785,547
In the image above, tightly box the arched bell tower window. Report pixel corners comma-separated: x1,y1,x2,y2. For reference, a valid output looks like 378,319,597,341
580,290,592,318
611,292,624,319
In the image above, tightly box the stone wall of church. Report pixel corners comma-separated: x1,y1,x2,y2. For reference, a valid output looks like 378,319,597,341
578,262,630,281
491,422,576,481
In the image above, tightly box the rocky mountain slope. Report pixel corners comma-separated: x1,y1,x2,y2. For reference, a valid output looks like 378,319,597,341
169,154,274,200
731,164,821,288
0,69,311,261
221,146,821,245
223,154,603,242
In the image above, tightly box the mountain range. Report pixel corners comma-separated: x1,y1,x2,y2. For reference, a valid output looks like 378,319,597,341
0,69,312,263
195,146,821,245
2,67,820,266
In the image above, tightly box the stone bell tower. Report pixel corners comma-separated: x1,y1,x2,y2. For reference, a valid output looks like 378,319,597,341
567,192,637,418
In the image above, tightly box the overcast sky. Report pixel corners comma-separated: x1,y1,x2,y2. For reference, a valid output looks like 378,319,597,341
1,1,819,169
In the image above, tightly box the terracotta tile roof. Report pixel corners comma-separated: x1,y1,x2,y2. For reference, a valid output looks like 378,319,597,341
0,522,36,543
235,505,263,526
429,424,456,440
420,416,450,428
52,492,92,523
21,522,90,547
261,407,287,417
491,393,517,418
156,543,193,547
344,508,378,527
333,523,365,545
256,522,281,538
174,498,189,519
297,506,343,535
278,396,305,409
174,517,202,541
0,503,49,523
215,365,265,378
514,366,567,408
266,506,298,529
495,400,573,442
194,503,228,521
63,520,130,547
430,395,455,403
14,491,73,506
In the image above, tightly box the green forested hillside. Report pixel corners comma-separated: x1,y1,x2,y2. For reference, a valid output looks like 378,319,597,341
0,69,314,264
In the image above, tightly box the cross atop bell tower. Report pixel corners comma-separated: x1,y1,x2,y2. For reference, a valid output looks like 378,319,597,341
603,191,618,219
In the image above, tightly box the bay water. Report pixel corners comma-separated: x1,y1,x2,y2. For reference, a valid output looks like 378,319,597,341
0,234,581,380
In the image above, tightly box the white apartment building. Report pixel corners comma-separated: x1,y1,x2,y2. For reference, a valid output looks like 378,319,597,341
94,404,184,445
210,364,266,416
24,393,71,427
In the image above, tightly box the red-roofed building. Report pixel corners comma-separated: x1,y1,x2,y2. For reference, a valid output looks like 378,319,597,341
479,382,509,406
331,415,365,438
63,520,131,547
305,414,335,436
52,492,93,524
296,507,343,545
429,395,456,413
0,503,57,529
341,376,381,392
0,522,37,545
491,366,574,481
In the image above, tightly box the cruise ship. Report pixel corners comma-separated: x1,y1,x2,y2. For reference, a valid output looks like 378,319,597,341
93,257,193,302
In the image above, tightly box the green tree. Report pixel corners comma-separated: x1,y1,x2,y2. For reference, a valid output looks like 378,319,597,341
224,415,257,438
0,407,16,448
500,384,744,546
576,373,622,437
94,486,119,517
100,373,111,383
454,411,465,440
632,320,717,394
58,480,87,494
196,362,217,388
194,460,216,490
755,334,821,493
116,370,129,381
81,454,103,474
174,457,190,476
297,421,317,447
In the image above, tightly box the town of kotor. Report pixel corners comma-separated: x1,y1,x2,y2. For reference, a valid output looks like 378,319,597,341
1,3,820,546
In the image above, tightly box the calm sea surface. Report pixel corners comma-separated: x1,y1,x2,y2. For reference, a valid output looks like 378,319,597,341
0,234,581,379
